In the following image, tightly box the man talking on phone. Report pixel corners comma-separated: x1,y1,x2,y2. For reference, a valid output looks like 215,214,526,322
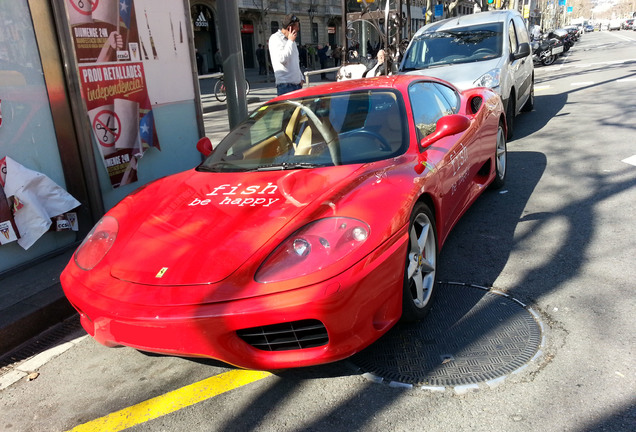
269,14,304,96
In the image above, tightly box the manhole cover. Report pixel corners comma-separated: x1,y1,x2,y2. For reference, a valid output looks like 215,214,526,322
350,282,543,389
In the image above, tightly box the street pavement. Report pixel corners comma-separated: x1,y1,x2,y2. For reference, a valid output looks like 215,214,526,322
1,30,635,432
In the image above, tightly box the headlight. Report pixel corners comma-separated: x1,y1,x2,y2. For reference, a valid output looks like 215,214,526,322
255,217,370,283
74,216,118,271
474,68,501,89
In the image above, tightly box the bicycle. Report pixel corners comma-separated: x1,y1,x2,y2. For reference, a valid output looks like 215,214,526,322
214,75,250,103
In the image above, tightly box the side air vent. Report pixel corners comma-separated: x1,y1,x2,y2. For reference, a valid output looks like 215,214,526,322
469,96,483,114
237,319,329,351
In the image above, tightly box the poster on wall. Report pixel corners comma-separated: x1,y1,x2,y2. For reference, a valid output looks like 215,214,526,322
65,0,195,188
79,62,155,186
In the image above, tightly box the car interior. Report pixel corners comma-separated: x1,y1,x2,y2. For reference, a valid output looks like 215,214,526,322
201,91,408,170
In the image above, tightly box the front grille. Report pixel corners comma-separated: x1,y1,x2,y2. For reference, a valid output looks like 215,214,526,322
237,319,329,351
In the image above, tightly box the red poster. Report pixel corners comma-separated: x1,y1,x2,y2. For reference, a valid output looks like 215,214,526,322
79,62,159,187
67,0,140,64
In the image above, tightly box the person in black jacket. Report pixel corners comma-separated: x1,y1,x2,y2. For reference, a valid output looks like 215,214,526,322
256,44,266,75
366,49,388,77
317,44,329,79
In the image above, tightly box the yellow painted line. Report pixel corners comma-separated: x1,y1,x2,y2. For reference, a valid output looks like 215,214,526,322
67,369,271,432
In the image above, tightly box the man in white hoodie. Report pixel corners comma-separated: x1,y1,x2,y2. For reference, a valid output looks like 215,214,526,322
269,14,304,96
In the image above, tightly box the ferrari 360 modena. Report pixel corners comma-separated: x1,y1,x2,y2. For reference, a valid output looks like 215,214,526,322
61,75,507,370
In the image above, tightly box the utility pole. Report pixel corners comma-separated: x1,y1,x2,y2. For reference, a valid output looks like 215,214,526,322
217,0,248,129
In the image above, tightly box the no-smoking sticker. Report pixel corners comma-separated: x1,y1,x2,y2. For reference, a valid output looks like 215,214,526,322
69,0,98,15
92,110,121,148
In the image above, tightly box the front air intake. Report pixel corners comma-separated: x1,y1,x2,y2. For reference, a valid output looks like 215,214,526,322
237,319,329,351
469,96,483,114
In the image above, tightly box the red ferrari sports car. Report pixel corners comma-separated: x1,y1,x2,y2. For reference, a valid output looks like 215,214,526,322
61,75,507,370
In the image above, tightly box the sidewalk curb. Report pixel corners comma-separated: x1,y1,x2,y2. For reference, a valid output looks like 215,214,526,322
0,284,75,356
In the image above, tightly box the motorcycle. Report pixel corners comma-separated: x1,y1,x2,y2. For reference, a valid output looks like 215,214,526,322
548,29,573,52
531,34,564,66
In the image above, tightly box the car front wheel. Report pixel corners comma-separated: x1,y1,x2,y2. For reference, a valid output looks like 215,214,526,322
521,81,535,112
401,202,438,322
505,96,515,139
490,122,507,189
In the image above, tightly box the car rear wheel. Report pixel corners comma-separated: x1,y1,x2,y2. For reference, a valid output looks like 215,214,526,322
521,81,535,112
401,202,438,322
490,122,507,189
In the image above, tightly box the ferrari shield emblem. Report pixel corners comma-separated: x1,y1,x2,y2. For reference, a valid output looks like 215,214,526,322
155,267,168,278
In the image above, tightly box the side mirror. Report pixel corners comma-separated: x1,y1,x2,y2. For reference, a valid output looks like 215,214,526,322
512,42,531,60
419,114,471,149
196,137,214,157
415,114,471,174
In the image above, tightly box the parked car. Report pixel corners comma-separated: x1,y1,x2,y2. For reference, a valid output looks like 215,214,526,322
584,24,594,32
399,10,534,138
61,75,507,370
622,19,634,30
609,20,622,31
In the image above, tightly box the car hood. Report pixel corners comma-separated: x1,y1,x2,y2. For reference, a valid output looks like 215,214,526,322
108,165,369,287
404,57,502,91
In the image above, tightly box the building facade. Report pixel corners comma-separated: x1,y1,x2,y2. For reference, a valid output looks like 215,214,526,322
190,0,344,74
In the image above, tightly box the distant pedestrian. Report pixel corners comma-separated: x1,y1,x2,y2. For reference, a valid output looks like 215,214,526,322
195,49,203,74
299,44,308,69
332,45,342,67
214,49,223,72
256,44,266,75
268,14,304,96
367,40,376,58
317,44,328,79
366,49,389,77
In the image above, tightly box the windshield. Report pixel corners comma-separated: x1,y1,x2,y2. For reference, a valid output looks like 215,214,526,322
401,22,503,71
198,90,407,172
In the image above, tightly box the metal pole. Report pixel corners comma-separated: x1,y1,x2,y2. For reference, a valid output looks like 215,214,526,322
217,0,248,129
407,0,412,41
183,0,205,140
342,0,347,63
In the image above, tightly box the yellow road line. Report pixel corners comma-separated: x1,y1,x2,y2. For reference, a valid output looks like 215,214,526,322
67,369,272,432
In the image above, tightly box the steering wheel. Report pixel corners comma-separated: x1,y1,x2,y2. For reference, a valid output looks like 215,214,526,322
473,48,495,57
284,100,342,165
344,130,392,152
440,54,465,63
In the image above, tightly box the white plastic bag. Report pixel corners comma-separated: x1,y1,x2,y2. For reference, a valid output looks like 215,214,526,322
2,157,80,250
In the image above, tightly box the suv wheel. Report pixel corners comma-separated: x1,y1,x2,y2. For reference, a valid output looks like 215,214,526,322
505,96,515,139
521,81,534,112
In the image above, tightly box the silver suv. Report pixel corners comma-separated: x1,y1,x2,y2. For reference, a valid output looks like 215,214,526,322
400,10,534,138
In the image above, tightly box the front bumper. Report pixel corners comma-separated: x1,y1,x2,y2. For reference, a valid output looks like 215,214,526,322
61,233,407,370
